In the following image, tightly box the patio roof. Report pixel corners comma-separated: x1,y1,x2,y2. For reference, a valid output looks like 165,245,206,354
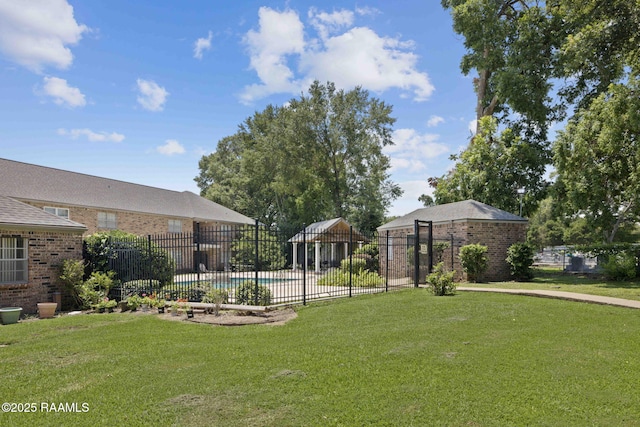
288,218,369,244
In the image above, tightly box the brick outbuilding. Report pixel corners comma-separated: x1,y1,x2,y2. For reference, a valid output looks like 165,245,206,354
378,200,527,282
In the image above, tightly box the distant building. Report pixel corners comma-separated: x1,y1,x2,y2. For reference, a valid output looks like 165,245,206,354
0,158,254,312
378,200,527,282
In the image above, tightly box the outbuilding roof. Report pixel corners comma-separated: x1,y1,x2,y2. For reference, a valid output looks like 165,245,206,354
288,218,369,243
0,158,253,225
378,200,527,231
0,195,87,232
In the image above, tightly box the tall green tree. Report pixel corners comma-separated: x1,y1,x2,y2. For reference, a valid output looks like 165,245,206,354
442,0,559,132
431,116,546,216
554,80,640,243
434,1,558,211
196,81,401,234
553,0,640,109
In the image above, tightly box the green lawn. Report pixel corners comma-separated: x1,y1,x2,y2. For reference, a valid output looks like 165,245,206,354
1,289,639,426
463,267,640,301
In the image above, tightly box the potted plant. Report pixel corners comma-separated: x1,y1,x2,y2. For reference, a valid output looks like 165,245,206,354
37,302,58,319
184,303,194,319
140,294,153,312
155,298,166,313
126,294,142,311
0,307,22,324
94,300,106,313
170,301,180,316
105,299,118,313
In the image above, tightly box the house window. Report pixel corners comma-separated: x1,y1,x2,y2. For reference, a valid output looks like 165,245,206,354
387,237,394,261
168,220,182,233
44,207,70,219
0,236,27,284
98,212,117,229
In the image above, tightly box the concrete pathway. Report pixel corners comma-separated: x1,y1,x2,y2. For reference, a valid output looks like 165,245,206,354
457,287,640,310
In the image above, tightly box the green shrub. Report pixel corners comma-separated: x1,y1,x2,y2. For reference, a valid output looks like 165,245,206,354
352,271,384,287
84,231,175,289
58,259,85,308
506,242,535,281
354,243,379,271
603,253,637,281
202,288,229,305
459,244,488,282
427,262,456,296
235,280,272,306
317,270,383,287
340,257,367,275
231,226,286,271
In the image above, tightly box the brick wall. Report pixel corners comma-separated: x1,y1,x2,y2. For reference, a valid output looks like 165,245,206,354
462,221,527,281
379,220,527,283
23,201,199,236
0,227,84,314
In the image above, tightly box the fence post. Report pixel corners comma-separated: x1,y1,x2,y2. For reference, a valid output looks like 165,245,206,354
254,219,259,306
428,221,433,274
385,231,389,292
302,224,306,306
147,235,153,294
414,220,420,287
450,234,454,272
195,222,201,284
349,225,353,297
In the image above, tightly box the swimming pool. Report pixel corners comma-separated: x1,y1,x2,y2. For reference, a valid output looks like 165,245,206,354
175,276,297,289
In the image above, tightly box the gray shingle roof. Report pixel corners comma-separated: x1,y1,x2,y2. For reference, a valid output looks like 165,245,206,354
0,158,253,225
378,200,527,231
289,218,369,243
0,195,87,231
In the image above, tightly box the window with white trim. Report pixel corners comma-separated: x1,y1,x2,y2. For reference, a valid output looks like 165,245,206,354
98,212,117,229
0,236,28,284
168,219,182,233
44,206,70,219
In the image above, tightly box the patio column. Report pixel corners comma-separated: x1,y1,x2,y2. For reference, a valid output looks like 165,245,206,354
344,242,349,260
331,243,336,266
315,241,321,273
292,243,298,271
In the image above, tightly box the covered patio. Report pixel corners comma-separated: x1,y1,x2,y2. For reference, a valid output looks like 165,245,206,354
288,218,369,273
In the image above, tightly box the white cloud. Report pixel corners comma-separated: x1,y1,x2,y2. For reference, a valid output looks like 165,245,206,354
57,128,124,143
427,115,444,127
136,79,169,112
157,139,185,156
308,8,354,40
240,7,305,103
0,0,88,73
240,7,433,104
387,128,449,157
387,180,432,217
41,76,86,107
468,119,478,135
193,31,212,59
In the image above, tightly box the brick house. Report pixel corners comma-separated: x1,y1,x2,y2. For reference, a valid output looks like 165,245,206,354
0,195,87,313
378,200,527,282
0,158,254,312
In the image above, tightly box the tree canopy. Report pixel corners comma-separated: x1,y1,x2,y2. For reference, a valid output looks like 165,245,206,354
554,79,640,243
431,116,546,216
196,81,401,234
433,0,640,240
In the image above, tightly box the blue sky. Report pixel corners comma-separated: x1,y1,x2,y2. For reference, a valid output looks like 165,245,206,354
0,0,478,217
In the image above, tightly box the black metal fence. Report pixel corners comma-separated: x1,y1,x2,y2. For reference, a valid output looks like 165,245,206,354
89,221,442,306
